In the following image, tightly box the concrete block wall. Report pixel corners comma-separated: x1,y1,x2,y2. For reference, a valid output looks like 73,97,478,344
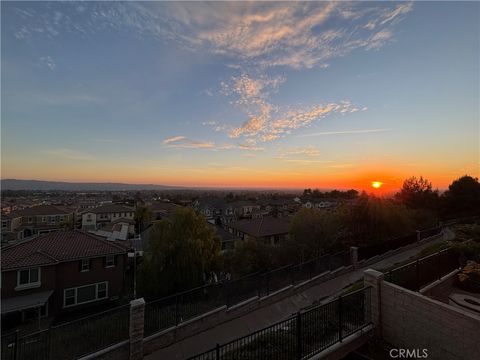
378,275,480,360
420,269,459,302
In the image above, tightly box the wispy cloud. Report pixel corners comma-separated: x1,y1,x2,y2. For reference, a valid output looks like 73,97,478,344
237,143,265,152
327,163,357,169
163,136,187,145
277,146,321,158
34,93,105,106
8,2,413,70
162,136,214,149
39,56,56,71
298,128,390,137
43,148,92,160
218,73,365,143
163,2,412,69
284,159,333,164
162,137,260,152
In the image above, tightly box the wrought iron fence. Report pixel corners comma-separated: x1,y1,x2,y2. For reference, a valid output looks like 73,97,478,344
418,226,442,240
2,304,130,360
187,287,371,360
359,233,420,260
144,250,351,336
1,331,18,360
385,248,459,291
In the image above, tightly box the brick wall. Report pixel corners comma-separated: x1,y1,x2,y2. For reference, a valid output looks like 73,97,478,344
380,279,480,360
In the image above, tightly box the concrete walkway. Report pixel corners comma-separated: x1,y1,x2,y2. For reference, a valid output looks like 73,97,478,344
145,229,454,360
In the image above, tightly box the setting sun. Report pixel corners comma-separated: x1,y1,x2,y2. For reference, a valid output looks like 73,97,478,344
371,181,383,189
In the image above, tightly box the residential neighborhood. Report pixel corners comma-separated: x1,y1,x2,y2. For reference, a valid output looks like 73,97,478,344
2,1,479,360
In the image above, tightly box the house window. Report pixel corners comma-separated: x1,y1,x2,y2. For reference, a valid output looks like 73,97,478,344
97,282,107,298
64,289,75,306
105,255,115,268
42,217,47,223
16,268,41,290
28,217,33,223
80,259,90,272
2,221,6,229
63,282,109,308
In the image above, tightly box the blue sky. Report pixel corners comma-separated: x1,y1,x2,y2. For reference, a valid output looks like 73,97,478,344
1,1,478,190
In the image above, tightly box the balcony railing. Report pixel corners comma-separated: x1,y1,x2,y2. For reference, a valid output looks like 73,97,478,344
186,287,372,360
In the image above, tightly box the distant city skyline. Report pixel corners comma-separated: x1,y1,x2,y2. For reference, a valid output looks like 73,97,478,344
2,1,479,192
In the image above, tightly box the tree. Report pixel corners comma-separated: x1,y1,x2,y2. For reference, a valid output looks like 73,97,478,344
342,193,414,246
137,207,222,299
59,218,74,231
395,176,439,210
302,188,312,197
223,239,277,276
134,205,154,234
288,208,346,261
443,175,480,216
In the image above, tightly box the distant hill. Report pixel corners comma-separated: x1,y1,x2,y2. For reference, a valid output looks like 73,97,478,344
1,179,182,191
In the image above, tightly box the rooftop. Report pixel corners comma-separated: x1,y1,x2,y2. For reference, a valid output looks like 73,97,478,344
229,217,291,237
84,203,135,214
11,205,73,217
1,230,128,270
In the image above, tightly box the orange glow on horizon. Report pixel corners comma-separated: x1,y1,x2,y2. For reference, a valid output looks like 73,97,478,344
4,158,475,193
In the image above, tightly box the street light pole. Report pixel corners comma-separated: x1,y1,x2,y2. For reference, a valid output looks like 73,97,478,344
133,250,137,299
128,249,137,299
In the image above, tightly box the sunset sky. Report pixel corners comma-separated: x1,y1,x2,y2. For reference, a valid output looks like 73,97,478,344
2,1,479,192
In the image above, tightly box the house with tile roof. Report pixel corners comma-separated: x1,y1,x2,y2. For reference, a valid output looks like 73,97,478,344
1,230,130,330
148,200,179,221
81,203,135,231
208,223,240,252
5,204,75,241
227,216,292,245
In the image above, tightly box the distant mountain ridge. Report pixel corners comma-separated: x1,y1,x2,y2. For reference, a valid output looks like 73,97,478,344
1,179,182,191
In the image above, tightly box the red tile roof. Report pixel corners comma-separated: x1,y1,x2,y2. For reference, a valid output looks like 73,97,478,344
84,204,134,214
229,217,291,237
2,230,128,271
11,205,73,217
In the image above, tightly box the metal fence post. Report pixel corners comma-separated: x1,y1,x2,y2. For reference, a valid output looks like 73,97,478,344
46,327,52,360
338,296,343,342
14,329,19,360
175,295,180,326
266,272,270,296
296,312,302,360
225,281,230,307
216,343,220,360
291,264,295,286
438,252,442,280
416,259,420,291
